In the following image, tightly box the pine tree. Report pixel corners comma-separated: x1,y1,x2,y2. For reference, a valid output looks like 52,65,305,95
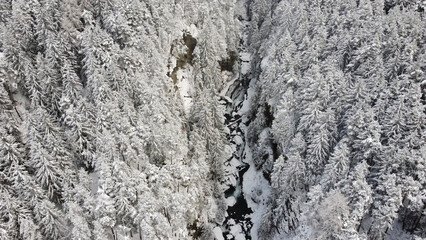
272,89,296,153
346,103,381,166
341,161,373,233
2,0,39,88
112,161,137,230
370,174,402,239
63,169,95,240
315,191,350,240
25,106,76,201
320,140,350,191
262,153,306,236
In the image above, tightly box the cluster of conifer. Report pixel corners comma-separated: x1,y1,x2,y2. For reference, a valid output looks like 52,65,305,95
245,0,425,239
0,0,239,239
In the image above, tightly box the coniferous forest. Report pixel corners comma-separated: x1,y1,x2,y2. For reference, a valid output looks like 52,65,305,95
0,0,425,239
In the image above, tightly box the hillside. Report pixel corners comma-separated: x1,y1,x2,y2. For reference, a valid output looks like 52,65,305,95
0,0,425,239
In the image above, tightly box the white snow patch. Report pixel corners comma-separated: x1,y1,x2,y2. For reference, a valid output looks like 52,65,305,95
226,174,237,187
224,145,234,159
176,67,194,115
186,24,199,38
221,71,233,83
241,63,250,75
230,157,240,168
234,233,246,240
238,86,255,115
233,135,243,145
12,91,30,138
230,224,245,240
224,157,241,186
241,125,271,240
240,52,251,62
213,227,224,240
260,56,269,70
223,126,231,134
236,0,249,21
220,71,239,97
12,91,28,111
226,196,237,207
232,185,242,199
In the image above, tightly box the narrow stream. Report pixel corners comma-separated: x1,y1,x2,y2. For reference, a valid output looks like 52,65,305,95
219,1,255,239
221,78,252,239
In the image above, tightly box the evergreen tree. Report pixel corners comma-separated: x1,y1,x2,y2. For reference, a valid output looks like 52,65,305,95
370,174,402,239
25,107,74,200
320,140,350,191
346,104,381,166
341,161,373,233
272,89,296,153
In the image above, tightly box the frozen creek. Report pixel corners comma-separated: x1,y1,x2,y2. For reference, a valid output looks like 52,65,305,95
215,1,271,239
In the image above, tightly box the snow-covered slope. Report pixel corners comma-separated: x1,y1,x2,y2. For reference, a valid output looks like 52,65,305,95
0,0,424,240
243,0,425,239
0,1,239,239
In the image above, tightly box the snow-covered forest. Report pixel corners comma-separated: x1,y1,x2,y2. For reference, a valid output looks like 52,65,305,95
0,0,425,239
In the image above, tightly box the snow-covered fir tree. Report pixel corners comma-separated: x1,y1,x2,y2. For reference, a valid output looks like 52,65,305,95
0,0,424,239
245,0,425,239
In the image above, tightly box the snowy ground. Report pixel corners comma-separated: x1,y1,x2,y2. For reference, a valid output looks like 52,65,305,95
176,67,194,115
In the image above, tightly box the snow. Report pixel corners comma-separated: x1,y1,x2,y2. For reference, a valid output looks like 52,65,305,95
175,66,194,115
219,1,272,238
237,0,252,77
186,24,199,38
224,155,241,189
241,127,271,240
234,135,243,145
11,91,29,135
226,196,237,207
220,70,239,97
238,85,255,115
385,221,414,240
240,52,252,75
90,171,99,196
224,126,231,134
260,56,269,70
226,174,237,188
232,185,242,199
230,224,245,240
234,233,246,240
239,52,251,62
224,145,234,158
213,227,225,240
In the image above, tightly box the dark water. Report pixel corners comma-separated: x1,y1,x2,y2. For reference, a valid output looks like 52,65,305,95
221,1,254,237
221,72,253,239
225,162,252,221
